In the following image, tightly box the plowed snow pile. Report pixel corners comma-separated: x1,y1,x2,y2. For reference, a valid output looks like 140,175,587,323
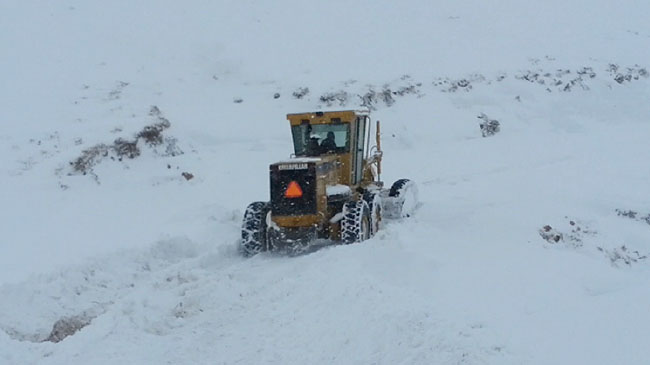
1,1,650,364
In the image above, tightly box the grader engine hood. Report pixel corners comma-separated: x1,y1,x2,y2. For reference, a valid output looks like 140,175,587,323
269,155,341,229
270,159,318,216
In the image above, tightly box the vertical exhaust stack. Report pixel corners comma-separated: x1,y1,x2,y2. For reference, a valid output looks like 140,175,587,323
376,120,382,182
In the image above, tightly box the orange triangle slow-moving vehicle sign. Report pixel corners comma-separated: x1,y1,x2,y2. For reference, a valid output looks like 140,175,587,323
284,181,303,198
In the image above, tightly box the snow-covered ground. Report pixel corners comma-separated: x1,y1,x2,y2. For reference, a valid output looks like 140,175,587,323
2,1,650,364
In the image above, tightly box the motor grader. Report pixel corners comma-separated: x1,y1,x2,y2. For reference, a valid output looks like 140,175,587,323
240,110,417,256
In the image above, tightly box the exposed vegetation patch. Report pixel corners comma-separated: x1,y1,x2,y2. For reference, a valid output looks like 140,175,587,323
1,311,98,344
433,74,486,92
138,106,172,146
69,106,182,177
70,143,112,175
515,68,592,92
319,90,349,107
359,87,395,110
539,217,647,267
316,80,422,110
105,81,129,101
45,315,93,343
597,245,647,267
607,64,648,84
393,83,423,96
425,61,647,95
113,138,140,159
292,87,310,99
615,209,650,226
514,63,647,92
539,219,596,248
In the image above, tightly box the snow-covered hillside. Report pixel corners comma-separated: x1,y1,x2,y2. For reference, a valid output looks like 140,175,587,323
2,1,650,364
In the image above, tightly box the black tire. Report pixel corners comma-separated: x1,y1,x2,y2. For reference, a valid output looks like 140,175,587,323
363,191,382,235
389,179,411,197
341,200,371,244
241,201,271,257
389,179,418,218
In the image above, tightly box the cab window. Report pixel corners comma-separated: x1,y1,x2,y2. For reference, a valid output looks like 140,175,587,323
291,123,350,156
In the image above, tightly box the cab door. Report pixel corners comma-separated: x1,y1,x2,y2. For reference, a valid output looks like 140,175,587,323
351,116,368,185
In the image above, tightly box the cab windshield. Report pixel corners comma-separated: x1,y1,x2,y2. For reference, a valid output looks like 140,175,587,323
291,123,350,156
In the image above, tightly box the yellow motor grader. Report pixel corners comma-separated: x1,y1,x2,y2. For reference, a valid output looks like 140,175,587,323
241,110,417,256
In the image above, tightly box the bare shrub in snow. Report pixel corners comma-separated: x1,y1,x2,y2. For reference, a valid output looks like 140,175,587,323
394,84,422,96
607,64,649,84
292,87,309,99
434,74,485,92
359,90,378,110
378,88,395,106
561,77,590,92
138,107,172,145
113,138,140,159
514,66,602,92
105,81,129,101
319,91,349,106
563,219,597,248
616,209,638,219
317,81,421,110
149,105,163,117
70,144,111,175
163,136,183,157
478,113,500,137
359,88,394,110
597,245,648,267
576,67,597,79
138,121,170,145
615,209,650,225
515,71,544,84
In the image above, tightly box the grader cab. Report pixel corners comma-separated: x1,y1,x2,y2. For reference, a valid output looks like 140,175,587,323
241,110,417,256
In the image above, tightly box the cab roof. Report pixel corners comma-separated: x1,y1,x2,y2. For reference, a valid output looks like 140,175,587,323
286,110,369,126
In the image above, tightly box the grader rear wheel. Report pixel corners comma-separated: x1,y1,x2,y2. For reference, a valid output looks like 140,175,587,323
240,201,271,257
341,200,371,244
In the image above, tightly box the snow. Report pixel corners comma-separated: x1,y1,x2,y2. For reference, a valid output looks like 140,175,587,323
2,1,650,364
326,184,351,197
277,157,322,163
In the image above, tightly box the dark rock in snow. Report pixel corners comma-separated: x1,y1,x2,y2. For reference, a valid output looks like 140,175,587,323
478,113,500,137
539,225,563,243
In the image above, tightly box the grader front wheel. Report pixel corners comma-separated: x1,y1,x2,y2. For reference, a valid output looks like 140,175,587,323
387,179,418,218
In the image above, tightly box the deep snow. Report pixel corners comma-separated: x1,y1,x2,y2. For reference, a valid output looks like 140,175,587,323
2,1,650,364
